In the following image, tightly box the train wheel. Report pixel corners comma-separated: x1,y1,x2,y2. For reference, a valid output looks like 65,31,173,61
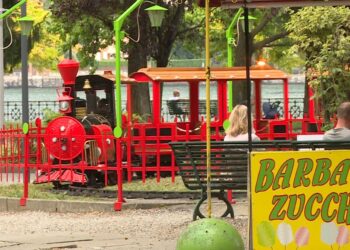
107,171,117,186
52,181,69,189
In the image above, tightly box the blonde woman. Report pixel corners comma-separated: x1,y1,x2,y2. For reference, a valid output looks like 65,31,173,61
224,104,260,141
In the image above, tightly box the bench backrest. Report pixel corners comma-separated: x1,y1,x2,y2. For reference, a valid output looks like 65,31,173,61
170,141,350,191
166,100,218,116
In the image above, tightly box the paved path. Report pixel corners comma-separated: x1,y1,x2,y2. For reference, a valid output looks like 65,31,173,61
0,200,249,250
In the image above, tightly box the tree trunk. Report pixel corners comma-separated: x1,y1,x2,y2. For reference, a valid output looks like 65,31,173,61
128,12,151,120
232,27,253,107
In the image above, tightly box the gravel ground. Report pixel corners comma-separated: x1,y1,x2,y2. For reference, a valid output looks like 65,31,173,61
0,203,248,250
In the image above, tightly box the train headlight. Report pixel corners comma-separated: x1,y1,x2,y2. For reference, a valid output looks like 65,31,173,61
59,101,70,112
57,87,73,114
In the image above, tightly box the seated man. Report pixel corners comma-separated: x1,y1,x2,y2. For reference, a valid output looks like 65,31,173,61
168,90,187,121
262,102,279,119
323,102,350,141
97,98,109,115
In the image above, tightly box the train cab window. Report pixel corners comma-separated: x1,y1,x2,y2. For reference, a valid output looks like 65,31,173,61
96,91,110,115
96,90,107,101
75,97,87,119
97,98,109,115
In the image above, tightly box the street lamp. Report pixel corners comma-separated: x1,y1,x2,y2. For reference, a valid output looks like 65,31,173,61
145,5,167,27
18,16,34,36
113,1,167,138
0,0,28,128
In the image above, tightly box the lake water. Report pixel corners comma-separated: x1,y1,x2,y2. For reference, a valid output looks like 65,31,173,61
4,80,305,102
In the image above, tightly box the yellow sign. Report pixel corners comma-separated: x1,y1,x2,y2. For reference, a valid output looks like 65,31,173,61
251,150,350,249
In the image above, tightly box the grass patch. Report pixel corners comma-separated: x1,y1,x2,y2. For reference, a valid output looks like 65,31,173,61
0,177,189,200
0,184,105,201
114,177,189,192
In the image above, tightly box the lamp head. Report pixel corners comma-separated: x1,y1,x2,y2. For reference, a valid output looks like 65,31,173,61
19,16,34,36
145,5,167,28
57,87,73,114
257,58,267,66
238,15,257,32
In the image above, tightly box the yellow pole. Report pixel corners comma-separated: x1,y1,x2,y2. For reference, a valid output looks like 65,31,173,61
205,0,212,218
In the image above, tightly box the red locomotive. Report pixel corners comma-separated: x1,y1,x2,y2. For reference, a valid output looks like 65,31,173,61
36,60,121,187
35,60,323,187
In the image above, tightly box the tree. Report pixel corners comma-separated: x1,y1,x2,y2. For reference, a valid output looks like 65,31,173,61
28,0,62,72
4,0,43,72
179,7,292,105
49,0,193,117
286,6,350,122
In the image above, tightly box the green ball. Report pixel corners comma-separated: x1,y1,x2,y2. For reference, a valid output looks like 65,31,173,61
176,218,244,250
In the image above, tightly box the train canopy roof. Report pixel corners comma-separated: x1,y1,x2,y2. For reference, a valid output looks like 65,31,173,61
199,0,350,8
130,64,288,82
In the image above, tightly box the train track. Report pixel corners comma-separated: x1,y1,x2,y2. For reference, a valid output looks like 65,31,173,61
51,186,247,200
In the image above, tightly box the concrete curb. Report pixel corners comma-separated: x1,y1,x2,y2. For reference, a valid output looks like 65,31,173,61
0,197,196,213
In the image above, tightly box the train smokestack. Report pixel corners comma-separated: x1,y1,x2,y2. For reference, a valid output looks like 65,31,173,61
58,59,80,85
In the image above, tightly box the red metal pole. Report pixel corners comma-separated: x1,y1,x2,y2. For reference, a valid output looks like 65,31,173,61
217,80,226,123
283,79,289,121
20,132,29,206
127,84,132,123
36,118,42,181
189,81,199,127
255,80,262,123
156,124,160,182
308,86,316,122
283,78,290,139
114,138,123,211
153,81,160,124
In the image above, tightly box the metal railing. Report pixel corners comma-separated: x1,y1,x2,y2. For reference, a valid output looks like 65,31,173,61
4,101,59,122
3,98,305,122
262,98,304,119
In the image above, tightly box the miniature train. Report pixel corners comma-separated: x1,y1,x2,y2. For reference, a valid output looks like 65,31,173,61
35,60,323,187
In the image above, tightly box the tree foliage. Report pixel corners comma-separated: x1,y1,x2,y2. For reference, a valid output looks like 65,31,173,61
28,0,62,71
3,0,59,72
3,0,26,72
48,0,194,116
286,7,350,120
177,7,293,105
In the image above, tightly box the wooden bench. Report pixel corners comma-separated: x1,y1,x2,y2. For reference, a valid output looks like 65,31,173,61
169,140,350,220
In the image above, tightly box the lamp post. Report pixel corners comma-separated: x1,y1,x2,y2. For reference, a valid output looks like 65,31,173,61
19,7,33,125
113,1,166,138
226,8,243,112
0,0,28,128
226,8,256,112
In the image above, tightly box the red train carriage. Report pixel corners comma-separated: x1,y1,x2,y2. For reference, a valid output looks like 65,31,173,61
120,64,322,181
36,61,322,186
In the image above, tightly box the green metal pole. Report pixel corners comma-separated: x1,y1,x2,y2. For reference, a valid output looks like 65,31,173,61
0,0,27,19
226,8,243,112
113,0,144,138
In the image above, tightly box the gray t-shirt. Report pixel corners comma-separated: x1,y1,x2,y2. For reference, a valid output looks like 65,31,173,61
323,128,350,141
